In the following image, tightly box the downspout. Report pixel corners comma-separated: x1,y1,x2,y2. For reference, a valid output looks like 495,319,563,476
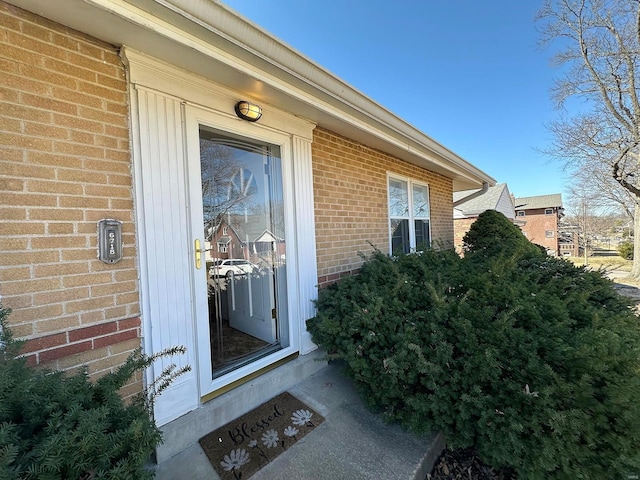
452,182,489,207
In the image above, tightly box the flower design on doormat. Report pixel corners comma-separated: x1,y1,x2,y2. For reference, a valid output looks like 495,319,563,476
291,409,315,427
199,392,325,480
248,439,269,463
220,448,250,477
261,429,279,448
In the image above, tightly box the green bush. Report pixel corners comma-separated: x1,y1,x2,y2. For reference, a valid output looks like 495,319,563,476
307,211,640,479
618,240,634,260
462,209,545,258
0,304,190,480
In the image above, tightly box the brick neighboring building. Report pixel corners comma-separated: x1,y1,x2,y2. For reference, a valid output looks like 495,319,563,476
514,194,564,256
2,0,494,462
453,183,516,254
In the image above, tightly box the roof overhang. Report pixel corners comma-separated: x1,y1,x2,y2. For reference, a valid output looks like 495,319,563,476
9,0,495,191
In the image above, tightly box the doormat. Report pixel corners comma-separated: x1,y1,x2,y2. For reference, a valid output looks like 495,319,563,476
199,391,324,479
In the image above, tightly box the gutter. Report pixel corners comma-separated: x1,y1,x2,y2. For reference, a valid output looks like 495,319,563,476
452,182,489,207
162,0,495,187
8,0,495,188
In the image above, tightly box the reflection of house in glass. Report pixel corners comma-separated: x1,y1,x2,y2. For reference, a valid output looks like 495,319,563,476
206,216,286,268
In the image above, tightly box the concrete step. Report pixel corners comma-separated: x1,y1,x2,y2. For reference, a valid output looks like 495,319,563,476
154,359,444,480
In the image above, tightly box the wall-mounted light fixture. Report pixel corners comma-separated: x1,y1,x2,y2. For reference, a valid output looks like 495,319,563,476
234,101,262,122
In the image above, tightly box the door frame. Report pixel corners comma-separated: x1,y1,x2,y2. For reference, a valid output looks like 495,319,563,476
185,104,299,397
126,48,320,425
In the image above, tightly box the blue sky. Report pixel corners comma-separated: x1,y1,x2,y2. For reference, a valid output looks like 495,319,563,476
222,0,569,199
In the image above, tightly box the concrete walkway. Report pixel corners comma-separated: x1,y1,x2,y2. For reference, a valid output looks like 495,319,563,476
153,361,444,480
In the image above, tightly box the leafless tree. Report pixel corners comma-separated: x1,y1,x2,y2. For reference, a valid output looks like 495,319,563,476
200,140,257,237
564,150,636,217
538,0,640,276
564,186,596,263
564,184,621,260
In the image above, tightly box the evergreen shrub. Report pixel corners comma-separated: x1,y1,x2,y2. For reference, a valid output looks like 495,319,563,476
462,209,545,258
0,304,189,480
618,240,634,260
307,210,640,479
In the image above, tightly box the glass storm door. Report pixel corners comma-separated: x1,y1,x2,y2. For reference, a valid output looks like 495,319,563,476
199,127,287,378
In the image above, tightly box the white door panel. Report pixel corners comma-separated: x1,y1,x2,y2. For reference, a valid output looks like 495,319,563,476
133,88,198,426
227,272,275,342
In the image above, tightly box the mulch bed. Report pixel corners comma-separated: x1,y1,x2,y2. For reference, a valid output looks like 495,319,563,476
428,448,517,480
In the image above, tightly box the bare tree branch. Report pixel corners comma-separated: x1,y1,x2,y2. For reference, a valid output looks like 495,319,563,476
538,0,640,275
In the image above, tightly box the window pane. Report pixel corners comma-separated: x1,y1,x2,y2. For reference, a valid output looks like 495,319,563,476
388,178,409,217
390,219,410,254
413,184,429,219
415,219,430,249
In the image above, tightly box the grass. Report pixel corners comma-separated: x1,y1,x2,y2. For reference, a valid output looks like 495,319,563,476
566,254,632,272
565,251,640,287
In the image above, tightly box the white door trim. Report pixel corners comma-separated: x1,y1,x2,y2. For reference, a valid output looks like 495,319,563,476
126,49,318,425
185,103,303,396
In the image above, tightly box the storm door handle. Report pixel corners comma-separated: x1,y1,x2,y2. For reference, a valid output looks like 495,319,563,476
194,239,202,269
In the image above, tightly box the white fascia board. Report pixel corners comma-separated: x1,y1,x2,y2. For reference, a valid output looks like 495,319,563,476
159,0,495,188
8,0,495,189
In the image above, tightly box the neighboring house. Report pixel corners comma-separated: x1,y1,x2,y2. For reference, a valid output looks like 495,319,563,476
453,183,516,253
558,226,581,257
206,216,285,266
514,194,564,256
0,0,494,462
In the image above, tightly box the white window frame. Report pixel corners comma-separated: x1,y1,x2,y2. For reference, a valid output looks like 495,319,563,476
387,174,431,254
545,208,553,215
517,211,525,217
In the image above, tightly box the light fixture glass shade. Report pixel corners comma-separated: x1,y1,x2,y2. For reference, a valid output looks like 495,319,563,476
234,101,262,122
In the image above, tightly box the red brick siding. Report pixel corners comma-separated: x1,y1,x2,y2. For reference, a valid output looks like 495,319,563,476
518,208,560,255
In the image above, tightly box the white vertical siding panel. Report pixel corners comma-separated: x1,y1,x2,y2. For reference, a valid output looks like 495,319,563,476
497,188,516,220
292,135,318,354
135,88,198,425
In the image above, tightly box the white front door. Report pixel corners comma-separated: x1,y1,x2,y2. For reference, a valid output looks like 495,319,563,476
185,105,297,395
127,48,319,426
196,124,288,378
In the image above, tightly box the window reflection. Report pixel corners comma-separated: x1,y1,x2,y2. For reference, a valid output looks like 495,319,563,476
199,127,287,377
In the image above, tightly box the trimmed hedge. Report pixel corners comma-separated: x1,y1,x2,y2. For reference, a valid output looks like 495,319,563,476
307,210,640,479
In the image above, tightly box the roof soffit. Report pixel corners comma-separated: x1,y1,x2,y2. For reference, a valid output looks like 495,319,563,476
8,0,494,190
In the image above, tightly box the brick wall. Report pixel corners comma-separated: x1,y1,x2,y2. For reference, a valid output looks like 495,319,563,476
312,128,454,286
519,208,560,255
0,2,141,392
453,216,476,254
